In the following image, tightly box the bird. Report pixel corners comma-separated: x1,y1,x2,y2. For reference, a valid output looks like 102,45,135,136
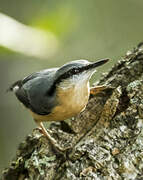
8,58,109,151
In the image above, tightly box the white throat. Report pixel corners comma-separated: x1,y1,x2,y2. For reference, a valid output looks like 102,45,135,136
58,70,95,90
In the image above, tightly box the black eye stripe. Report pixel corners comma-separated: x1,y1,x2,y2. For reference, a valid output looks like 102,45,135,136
46,67,81,96
69,68,79,74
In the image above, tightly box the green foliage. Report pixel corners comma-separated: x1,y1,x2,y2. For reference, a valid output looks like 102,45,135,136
0,46,15,54
30,5,77,38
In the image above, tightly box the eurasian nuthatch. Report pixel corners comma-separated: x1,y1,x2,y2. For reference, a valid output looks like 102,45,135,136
8,58,109,150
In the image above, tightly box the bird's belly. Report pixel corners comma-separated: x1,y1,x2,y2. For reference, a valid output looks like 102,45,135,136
31,82,90,122
52,89,89,121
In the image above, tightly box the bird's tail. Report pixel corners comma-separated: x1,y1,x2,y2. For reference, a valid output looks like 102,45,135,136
7,80,22,92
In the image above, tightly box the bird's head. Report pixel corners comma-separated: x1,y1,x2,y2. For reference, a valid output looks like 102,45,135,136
54,58,109,88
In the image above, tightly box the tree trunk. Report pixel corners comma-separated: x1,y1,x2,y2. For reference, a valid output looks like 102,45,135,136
2,43,143,180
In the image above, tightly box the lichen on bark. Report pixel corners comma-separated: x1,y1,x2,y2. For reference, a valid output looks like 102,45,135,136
1,43,143,180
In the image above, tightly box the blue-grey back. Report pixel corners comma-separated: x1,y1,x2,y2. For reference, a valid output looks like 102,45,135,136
21,68,58,115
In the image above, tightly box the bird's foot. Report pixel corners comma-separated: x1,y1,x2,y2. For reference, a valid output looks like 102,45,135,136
36,122,71,152
33,127,43,134
90,85,113,96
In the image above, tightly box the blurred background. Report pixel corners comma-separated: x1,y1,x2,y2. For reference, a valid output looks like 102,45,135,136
0,0,143,172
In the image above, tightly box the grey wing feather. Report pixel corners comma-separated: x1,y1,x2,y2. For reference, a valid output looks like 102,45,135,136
15,87,30,108
11,68,58,115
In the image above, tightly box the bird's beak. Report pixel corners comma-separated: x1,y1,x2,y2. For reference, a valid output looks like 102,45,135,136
81,58,109,72
90,58,109,69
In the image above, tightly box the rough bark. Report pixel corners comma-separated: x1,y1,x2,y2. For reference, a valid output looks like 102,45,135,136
1,43,143,180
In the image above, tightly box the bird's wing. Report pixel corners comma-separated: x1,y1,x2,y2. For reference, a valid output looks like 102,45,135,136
15,85,30,108
9,68,58,115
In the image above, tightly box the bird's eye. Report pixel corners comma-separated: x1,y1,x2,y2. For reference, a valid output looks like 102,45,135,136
67,68,79,76
71,68,78,73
